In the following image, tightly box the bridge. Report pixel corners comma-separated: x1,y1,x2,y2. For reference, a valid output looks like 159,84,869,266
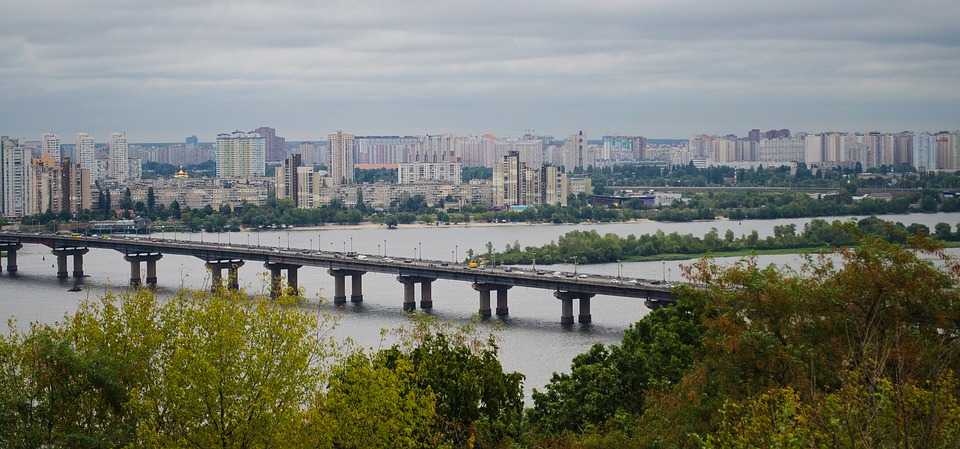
0,231,677,324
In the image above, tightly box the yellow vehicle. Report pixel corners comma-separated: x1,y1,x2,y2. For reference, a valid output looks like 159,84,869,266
468,262,479,268
71,233,83,239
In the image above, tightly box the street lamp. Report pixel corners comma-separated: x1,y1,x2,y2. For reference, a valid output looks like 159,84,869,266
617,259,622,279
573,256,578,275
418,242,422,260
277,235,281,249
310,238,313,251
378,244,381,257
350,236,353,252
286,232,290,249
451,250,454,263
455,245,458,263
384,239,387,257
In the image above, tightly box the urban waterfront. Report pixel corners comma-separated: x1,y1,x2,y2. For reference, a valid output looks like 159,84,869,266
4,212,960,401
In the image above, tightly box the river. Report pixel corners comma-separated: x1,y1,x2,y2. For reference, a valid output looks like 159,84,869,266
3,212,960,402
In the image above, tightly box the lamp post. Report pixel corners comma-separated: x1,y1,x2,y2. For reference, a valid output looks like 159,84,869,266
286,232,290,249
662,261,666,282
573,256,578,275
384,239,387,257
310,238,313,251
451,250,454,263
418,242,422,260
668,268,672,283
378,244,381,257
350,236,353,252
277,236,280,249
455,245,458,263
618,259,622,279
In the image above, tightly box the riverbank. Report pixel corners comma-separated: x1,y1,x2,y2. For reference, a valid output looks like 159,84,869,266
292,218,657,232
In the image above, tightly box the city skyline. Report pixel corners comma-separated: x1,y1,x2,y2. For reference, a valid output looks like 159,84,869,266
1,0,958,142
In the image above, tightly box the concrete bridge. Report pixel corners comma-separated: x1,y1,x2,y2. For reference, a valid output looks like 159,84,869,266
0,231,677,324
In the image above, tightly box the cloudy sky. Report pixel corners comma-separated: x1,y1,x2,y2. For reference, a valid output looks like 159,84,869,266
1,0,958,142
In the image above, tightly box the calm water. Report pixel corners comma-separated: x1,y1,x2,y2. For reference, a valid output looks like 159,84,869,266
4,212,960,401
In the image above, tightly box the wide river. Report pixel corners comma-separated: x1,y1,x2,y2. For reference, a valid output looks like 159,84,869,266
4,212,960,402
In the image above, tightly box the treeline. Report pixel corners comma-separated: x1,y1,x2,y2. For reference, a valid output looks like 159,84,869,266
481,216,958,265
526,233,960,447
588,161,960,191
0,288,522,448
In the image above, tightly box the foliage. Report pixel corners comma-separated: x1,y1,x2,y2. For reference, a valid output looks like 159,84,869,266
0,285,334,448
382,316,525,448
530,300,702,434
487,216,952,265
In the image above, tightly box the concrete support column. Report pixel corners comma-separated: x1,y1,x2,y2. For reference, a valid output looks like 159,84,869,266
402,280,416,311
477,288,492,317
57,253,68,279
0,243,22,273
579,295,592,323
227,262,243,290
420,280,433,309
333,275,346,304
269,267,282,299
496,288,509,316
6,249,17,272
72,253,84,278
287,267,298,295
350,274,363,303
129,259,142,287
210,266,223,290
145,259,158,286
560,297,574,324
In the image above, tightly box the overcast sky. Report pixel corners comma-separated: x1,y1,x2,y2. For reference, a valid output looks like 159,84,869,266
1,0,958,142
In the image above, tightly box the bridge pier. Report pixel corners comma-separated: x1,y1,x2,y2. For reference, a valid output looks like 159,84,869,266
124,253,162,287
397,276,436,311
265,262,302,298
205,260,245,291
554,291,596,324
472,283,512,317
52,247,90,279
328,269,366,304
0,243,23,272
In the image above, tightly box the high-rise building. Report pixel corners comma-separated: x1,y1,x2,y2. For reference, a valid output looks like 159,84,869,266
1,136,29,217
328,131,355,186
276,154,302,205
76,132,96,180
493,151,524,207
109,132,129,182
216,131,266,177
41,132,61,160
563,131,586,171
255,126,287,162
602,136,647,161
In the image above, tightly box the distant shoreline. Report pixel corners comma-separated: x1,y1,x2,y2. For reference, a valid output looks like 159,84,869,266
286,218,658,232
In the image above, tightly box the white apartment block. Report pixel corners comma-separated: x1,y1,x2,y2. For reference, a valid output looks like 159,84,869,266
76,132,96,180
41,132,61,160
126,178,271,210
216,131,265,178
397,162,462,184
109,132,129,182
328,131,354,185
1,137,29,217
